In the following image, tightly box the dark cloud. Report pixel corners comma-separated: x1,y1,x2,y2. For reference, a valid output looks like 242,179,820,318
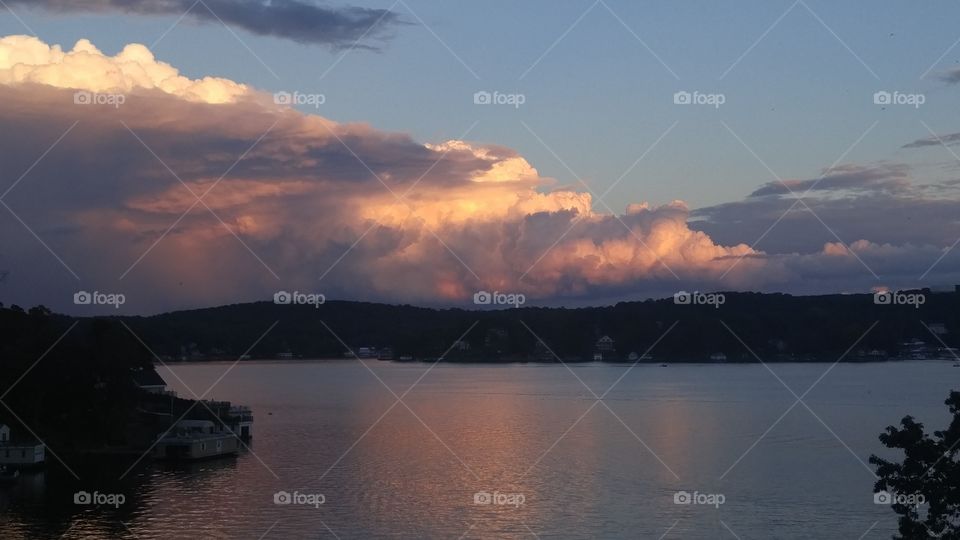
902,132,960,149
8,0,403,48
693,164,960,256
938,68,960,85
748,164,910,197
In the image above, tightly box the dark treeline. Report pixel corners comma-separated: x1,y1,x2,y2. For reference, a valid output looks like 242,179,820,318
108,291,960,362
0,305,153,450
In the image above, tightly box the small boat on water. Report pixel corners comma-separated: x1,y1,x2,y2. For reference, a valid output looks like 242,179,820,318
660,363,668,367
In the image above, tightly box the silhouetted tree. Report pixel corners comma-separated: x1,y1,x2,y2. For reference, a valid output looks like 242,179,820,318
871,391,960,539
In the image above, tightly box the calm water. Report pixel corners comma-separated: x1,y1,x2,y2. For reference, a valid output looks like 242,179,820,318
1,360,958,539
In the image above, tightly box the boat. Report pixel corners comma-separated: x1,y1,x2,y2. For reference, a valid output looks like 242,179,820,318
152,420,240,461
660,363,668,367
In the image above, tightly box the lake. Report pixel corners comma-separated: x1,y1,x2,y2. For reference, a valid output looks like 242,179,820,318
1,360,957,539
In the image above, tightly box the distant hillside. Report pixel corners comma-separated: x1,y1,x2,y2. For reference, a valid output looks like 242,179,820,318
103,291,960,362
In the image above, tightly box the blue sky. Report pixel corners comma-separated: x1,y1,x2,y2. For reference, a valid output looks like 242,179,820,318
5,0,959,210
2,1,960,313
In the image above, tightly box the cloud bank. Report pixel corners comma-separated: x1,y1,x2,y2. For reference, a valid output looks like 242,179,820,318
1,35,958,313
5,0,402,48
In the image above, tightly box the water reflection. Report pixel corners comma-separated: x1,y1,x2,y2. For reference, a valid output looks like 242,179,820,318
2,361,951,538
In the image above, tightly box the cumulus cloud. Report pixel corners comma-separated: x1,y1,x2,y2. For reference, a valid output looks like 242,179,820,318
1,35,958,313
0,35,250,103
5,0,402,48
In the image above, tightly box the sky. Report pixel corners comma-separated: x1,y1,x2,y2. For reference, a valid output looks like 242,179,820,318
1,0,959,315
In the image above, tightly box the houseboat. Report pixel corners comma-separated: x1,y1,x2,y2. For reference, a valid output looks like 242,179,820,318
152,420,240,461
0,424,45,469
227,406,254,440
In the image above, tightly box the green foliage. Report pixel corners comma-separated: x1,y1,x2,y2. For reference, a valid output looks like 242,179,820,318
871,392,960,539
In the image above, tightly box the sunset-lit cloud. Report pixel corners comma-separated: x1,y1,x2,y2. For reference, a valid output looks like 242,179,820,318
1,35,958,313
